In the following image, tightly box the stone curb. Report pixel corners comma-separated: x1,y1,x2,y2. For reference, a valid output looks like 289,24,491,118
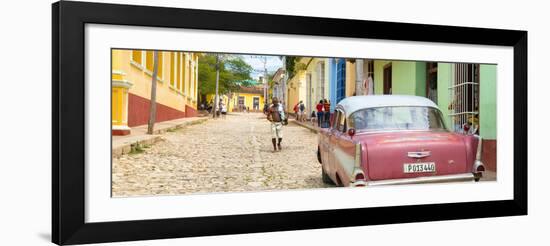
112,118,209,158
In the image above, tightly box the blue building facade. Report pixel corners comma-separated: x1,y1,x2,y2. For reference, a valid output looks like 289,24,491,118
336,58,347,104
328,58,338,112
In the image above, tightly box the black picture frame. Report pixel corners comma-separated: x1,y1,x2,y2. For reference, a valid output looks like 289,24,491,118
52,1,527,245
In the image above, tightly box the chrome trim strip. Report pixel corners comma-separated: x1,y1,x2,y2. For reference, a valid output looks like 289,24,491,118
355,143,361,168
476,135,483,161
366,173,475,186
354,129,450,135
349,180,367,187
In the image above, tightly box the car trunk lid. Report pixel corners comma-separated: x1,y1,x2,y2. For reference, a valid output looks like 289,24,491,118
363,131,468,181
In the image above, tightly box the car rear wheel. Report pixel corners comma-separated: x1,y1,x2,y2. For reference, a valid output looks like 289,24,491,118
322,168,334,184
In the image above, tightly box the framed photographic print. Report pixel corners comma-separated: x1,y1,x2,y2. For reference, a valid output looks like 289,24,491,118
52,1,527,245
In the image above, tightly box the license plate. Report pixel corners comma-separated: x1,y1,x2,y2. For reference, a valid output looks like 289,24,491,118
403,162,436,173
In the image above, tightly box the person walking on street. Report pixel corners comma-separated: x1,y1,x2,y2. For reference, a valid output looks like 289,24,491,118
316,100,324,127
298,100,306,122
216,98,223,118
267,97,284,152
323,99,331,128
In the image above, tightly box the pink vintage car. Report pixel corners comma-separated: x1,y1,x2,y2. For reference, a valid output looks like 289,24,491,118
317,95,485,187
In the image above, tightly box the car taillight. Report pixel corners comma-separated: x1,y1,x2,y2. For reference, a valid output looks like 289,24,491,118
348,128,356,137
355,172,365,180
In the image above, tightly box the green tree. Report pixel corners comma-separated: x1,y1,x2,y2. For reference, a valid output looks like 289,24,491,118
198,54,253,97
285,56,301,79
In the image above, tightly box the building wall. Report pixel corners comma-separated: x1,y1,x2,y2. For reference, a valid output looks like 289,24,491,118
479,64,497,171
287,70,306,112
373,60,388,95
229,92,265,112
323,58,331,100
304,58,330,114
480,64,497,140
286,82,298,113
209,92,265,113
127,93,187,126
111,49,199,130
123,50,196,112
304,59,314,115
328,58,338,112
436,63,453,128
393,61,425,95
373,61,425,96
345,61,356,97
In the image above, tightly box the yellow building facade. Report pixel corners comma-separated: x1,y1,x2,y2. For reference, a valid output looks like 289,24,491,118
345,60,357,97
286,69,306,113
207,86,265,113
286,57,330,115
112,49,200,135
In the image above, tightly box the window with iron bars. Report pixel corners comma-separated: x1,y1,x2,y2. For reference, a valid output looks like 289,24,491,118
448,63,480,135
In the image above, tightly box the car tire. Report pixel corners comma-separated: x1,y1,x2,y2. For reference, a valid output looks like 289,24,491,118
322,168,334,184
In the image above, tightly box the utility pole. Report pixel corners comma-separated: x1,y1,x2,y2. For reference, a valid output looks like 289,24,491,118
213,54,220,118
282,56,287,109
147,50,159,134
251,56,269,106
147,51,159,134
264,58,268,105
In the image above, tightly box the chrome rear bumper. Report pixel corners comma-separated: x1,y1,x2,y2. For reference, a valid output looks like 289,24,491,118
362,173,477,186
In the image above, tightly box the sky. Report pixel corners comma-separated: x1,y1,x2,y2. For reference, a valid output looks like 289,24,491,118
240,55,283,80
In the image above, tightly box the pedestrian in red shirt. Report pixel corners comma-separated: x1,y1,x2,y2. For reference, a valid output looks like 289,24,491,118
316,100,324,127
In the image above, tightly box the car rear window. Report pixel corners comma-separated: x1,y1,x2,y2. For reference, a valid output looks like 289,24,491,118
349,106,447,132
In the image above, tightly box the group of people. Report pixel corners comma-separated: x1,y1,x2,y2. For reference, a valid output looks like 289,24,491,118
293,99,331,128
202,99,228,118
315,99,331,128
293,101,306,122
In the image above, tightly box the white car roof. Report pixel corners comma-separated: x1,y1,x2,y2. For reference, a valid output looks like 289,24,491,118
336,95,440,117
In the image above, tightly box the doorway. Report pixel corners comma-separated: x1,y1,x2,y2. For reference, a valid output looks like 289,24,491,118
383,63,392,94
426,62,438,102
253,97,260,111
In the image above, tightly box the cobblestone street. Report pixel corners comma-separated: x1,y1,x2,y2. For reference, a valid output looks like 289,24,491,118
112,112,332,197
